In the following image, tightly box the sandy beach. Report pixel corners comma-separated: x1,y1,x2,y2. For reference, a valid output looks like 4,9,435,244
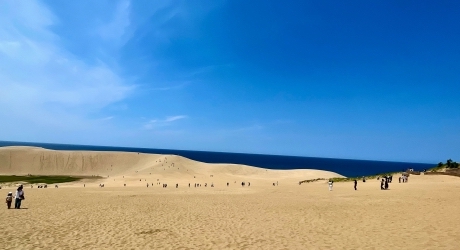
1,147,459,249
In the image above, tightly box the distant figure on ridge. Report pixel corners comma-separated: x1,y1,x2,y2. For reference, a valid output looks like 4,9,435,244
328,180,333,191
354,180,357,190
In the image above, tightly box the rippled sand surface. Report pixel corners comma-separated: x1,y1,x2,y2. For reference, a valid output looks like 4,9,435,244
1,174,459,250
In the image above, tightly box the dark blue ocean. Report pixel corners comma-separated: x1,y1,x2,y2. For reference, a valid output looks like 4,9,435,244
0,141,435,177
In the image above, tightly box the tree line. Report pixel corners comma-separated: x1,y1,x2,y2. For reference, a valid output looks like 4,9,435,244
437,159,459,169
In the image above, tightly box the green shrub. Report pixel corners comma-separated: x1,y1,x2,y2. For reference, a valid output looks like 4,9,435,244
0,175,101,184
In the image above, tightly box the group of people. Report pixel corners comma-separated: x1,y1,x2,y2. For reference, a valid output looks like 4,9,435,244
380,175,392,190
5,185,24,209
326,173,409,192
189,183,214,188
399,175,409,183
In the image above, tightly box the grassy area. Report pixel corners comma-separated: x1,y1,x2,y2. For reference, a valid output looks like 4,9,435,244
0,175,101,184
429,165,445,172
329,171,402,183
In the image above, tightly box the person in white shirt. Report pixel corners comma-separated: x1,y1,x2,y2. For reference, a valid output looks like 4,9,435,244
14,185,25,209
328,180,333,191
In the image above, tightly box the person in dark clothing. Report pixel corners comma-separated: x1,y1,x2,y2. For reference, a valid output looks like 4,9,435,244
384,179,389,190
6,192,13,209
381,179,385,190
354,180,357,190
14,185,24,209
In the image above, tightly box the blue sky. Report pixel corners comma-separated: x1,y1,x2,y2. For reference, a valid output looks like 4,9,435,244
0,0,459,163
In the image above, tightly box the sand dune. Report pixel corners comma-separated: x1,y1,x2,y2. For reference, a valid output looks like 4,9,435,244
1,147,459,249
0,146,343,186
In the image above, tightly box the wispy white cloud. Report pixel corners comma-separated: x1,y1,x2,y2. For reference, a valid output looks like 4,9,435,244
0,0,135,132
99,116,115,121
165,115,187,122
97,0,131,47
144,115,188,130
144,82,190,91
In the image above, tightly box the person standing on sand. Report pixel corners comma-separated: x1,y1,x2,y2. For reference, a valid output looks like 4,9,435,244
385,179,389,190
328,180,333,191
354,180,357,190
380,179,385,190
6,192,13,209
14,185,24,209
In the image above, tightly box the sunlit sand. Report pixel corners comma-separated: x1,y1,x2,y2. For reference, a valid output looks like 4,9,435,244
1,147,459,249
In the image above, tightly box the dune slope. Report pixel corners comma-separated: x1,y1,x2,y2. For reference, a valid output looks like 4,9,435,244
0,147,343,184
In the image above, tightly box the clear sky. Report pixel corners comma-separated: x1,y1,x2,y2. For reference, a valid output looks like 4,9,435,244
0,0,459,163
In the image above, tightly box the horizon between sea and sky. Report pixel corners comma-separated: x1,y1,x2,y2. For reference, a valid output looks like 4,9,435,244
0,1,459,164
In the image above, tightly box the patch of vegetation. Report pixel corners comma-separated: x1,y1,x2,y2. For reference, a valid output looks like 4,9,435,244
299,178,325,184
329,171,402,183
429,159,459,172
0,175,102,184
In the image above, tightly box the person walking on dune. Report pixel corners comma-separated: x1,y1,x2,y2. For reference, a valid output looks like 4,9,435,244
5,192,13,209
14,185,24,209
328,180,333,191
354,179,357,190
